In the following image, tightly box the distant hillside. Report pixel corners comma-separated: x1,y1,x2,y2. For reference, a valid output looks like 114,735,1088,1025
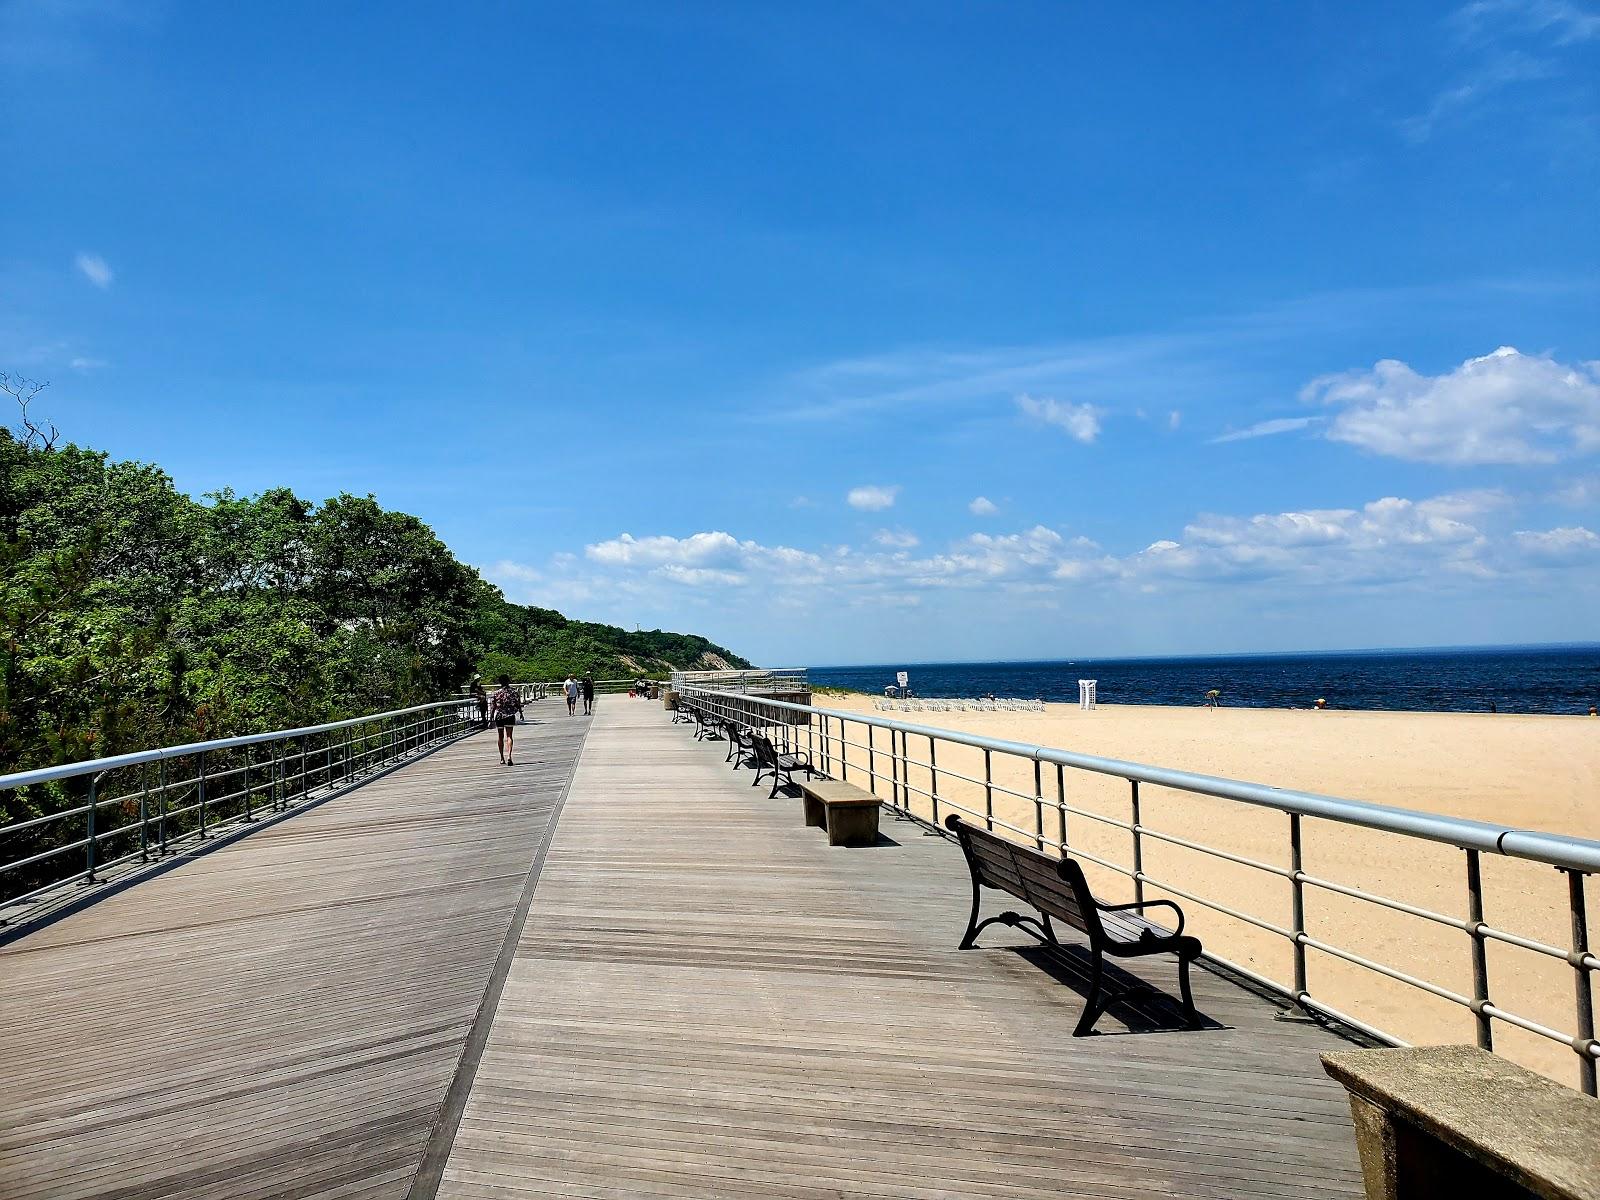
0,416,749,774
472,598,751,683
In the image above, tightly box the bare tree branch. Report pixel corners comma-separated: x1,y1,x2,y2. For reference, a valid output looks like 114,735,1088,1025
1,371,59,450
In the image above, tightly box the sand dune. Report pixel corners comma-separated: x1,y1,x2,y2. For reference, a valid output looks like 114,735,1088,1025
813,694,1599,1087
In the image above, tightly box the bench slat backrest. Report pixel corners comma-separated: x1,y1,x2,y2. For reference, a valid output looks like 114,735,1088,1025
945,815,1105,943
750,733,778,767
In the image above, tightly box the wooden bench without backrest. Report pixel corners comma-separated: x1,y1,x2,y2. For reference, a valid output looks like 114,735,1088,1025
944,814,1203,1035
750,732,814,798
797,779,882,847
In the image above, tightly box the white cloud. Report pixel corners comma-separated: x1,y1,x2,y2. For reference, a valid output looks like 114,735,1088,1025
1553,476,1600,506
1306,346,1600,465
74,252,113,289
873,529,919,549
1017,393,1101,443
487,559,542,583
1211,416,1321,444
1168,410,1182,430
1513,525,1600,563
655,564,748,587
846,484,899,511
68,356,106,371
968,496,999,516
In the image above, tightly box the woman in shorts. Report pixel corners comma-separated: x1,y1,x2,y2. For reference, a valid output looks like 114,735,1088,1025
490,675,523,765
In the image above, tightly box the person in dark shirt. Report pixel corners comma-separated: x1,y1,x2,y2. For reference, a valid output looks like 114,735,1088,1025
581,676,595,715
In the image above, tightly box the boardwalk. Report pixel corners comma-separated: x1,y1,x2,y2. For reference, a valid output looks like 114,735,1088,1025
0,697,1367,1199
0,700,589,1200
435,701,1364,1199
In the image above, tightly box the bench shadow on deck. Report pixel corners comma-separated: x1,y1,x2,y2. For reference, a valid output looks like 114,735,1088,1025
438,702,1366,1199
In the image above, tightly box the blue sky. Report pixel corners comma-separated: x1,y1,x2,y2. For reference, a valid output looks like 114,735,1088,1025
4,1,1599,665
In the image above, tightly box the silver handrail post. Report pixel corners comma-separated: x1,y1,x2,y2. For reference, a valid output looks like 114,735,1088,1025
1033,759,1044,851
1290,811,1307,1004
243,748,255,822
83,775,98,884
158,757,169,855
1056,762,1067,853
929,735,940,826
983,749,993,831
1467,849,1493,1050
197,751,208,839
1131,780,1145,905
1567,869,1596,1096
867,724,876,795
139,767,150,862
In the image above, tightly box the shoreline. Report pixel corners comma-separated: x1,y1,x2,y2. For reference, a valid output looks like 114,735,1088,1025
819,693,1600,719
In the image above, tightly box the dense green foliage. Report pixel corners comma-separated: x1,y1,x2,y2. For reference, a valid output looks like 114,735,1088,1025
0,428,749,775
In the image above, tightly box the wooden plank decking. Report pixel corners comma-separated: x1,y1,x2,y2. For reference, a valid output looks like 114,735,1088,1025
0,700,591,1200
435,701,1365,1199
1,698,1367,1199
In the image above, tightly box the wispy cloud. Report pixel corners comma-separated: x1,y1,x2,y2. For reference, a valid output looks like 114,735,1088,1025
847,484,900,511
968,496,999,516
1403,0,1600,141
872,528,919,548
74,252,113,289
1016,393,1101,443
1210,416,1321,444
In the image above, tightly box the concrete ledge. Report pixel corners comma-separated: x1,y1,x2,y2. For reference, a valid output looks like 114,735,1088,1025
1321,1045,1600,1200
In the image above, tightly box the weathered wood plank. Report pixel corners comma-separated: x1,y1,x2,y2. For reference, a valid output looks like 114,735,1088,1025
435,701,1366,1199
0,702,589,1200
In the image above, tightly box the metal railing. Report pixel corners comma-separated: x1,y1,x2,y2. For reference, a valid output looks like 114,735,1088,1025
670,668,809,694
0,698,478,921
681,686,1600,1095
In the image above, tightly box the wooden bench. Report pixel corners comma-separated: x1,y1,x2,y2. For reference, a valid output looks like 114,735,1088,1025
797,779,882,847
944,814,1203,1035
749,732,814,798
689,707,720,741
1321,1045,1600,1200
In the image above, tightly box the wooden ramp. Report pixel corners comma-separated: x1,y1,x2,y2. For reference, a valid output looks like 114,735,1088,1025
435,701,1365,1199
0,701,591,1200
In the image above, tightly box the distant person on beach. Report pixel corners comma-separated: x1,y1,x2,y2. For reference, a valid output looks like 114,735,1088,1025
581,675,595,715
1204,688,1221,709
563,675,579,715
471,678,488,728
490,675,523,765
1314,697,1328,710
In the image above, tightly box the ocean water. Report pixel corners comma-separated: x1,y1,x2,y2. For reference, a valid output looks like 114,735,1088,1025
809,644,1600,715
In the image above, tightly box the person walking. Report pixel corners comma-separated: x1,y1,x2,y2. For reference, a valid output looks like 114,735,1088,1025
581,675,595,716
490,675,523,765
563,674,579,716
471,677,489,729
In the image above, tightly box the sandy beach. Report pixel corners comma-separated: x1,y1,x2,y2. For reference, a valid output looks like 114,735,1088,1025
813,693,1599,1086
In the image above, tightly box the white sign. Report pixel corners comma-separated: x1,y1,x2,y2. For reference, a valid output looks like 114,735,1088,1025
896,671,909,688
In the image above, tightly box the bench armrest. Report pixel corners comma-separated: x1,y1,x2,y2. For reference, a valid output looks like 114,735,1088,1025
1100,898,1185,936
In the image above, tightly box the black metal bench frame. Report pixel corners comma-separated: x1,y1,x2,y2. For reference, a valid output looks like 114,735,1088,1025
690,707,721,741
724,721,756,768
945,814,1203,1036
749,732,814,798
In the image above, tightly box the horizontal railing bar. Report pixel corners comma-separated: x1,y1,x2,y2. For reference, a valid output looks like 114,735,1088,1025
689,688,1600,874
0,700,470,792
